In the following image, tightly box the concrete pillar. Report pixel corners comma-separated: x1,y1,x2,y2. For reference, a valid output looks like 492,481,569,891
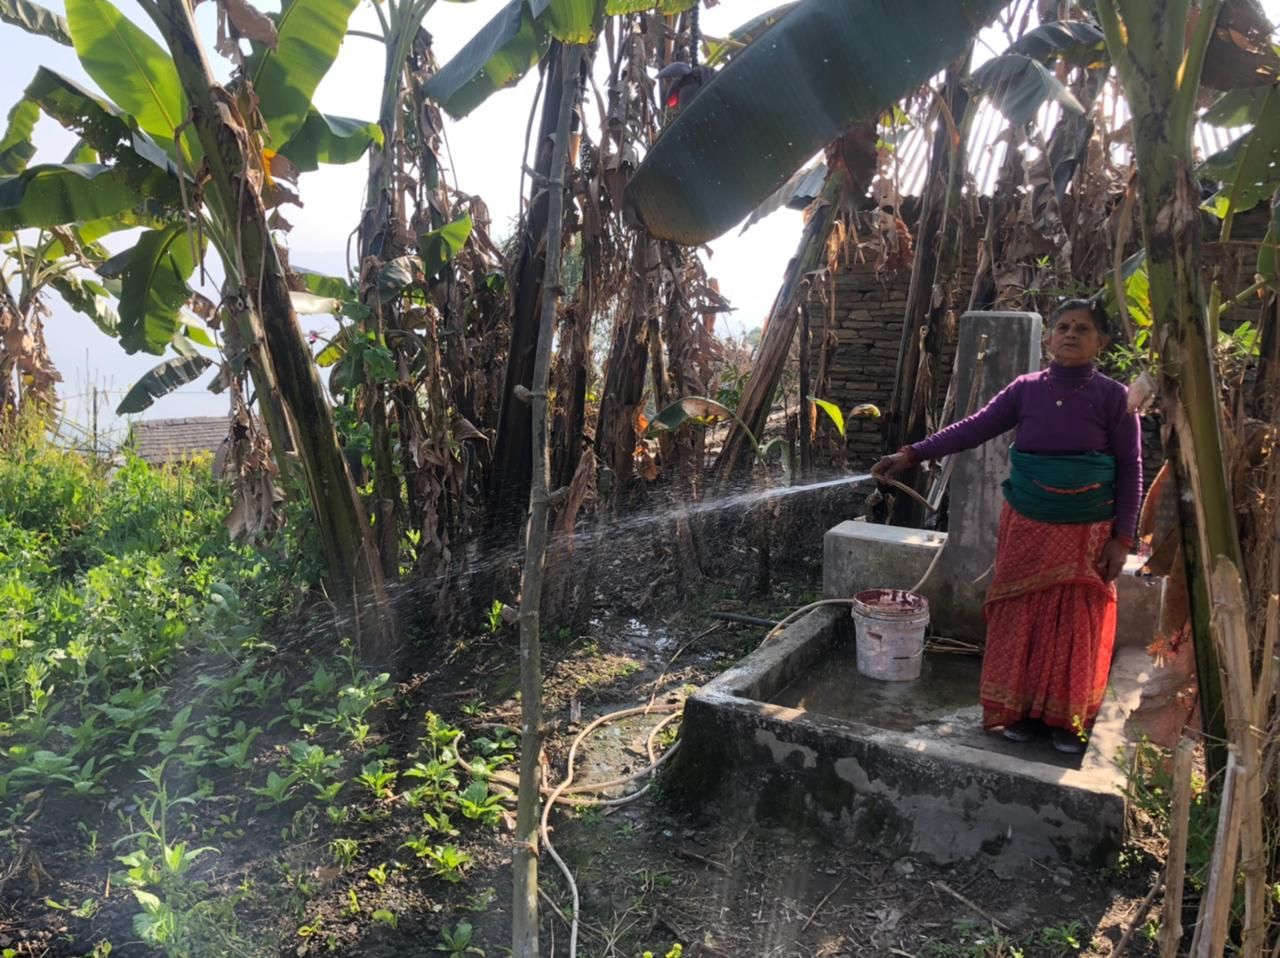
926,311,1042,641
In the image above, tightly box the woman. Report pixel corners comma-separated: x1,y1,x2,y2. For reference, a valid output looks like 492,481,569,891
872,299,1141,754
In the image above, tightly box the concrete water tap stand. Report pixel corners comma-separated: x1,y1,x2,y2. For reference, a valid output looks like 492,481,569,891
672,311,1172,876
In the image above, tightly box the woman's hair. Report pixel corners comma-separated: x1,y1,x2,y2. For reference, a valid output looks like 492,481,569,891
1050,297,1111,336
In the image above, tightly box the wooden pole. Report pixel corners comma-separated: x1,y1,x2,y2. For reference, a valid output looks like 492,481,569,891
1161,737,1196,958
511,42,583,958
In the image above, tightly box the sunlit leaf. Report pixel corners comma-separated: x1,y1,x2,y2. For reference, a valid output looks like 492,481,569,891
418,213,473,279
279,110,381,172
294,267,352,300
65,0,185,146
809,396,844,437
249,0,362,148
0,95,38,177
531,0,604,43
289,290,341,315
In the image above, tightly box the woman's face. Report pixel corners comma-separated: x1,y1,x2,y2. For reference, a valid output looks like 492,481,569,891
1048,308,1107,366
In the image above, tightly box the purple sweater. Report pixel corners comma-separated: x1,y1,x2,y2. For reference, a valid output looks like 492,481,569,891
910,362,1143,540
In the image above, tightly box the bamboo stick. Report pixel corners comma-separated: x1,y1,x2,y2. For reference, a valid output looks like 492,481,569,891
1161,738,1196,958
1191,753,1243,958
1210,559,1266,958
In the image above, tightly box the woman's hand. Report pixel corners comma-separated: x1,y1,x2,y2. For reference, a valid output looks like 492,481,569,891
1097,537,1129,583
871,451,913,481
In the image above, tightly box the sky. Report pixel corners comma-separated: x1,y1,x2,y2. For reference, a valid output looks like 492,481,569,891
2,0,799,438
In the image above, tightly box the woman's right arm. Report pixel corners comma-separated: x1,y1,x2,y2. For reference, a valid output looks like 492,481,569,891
872,379,1022,479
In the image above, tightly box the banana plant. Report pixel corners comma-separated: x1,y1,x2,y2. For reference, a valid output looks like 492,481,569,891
0,0,399,656
1096,0,1244,786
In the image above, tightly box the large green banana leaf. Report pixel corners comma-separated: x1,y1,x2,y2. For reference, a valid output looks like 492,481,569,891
422,0,549,119
65,0,185,146
1199,90,1280,217
118,223,202,355
0,97,38,176
0,0,70,45
530,0,603,43
0,163,173,229
26,68,178,177
117,354,213,414
1006,19,1105,66
48,273,120,338
970,54,1084,126
280,110,383,172
624,0,1006,245
604,0,694,12
249,0,361,149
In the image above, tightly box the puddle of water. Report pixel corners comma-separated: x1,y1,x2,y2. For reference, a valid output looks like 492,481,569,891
770,644,1081,770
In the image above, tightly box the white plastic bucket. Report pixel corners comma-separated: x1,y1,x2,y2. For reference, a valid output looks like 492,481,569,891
851,589,929,682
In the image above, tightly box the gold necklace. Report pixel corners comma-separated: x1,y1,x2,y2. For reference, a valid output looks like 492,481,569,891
1046,369,1095,407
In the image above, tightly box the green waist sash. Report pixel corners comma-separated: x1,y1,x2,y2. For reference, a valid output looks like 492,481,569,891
1002,446,1116,524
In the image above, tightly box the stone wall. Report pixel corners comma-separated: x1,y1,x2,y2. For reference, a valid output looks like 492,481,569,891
812,252,972,465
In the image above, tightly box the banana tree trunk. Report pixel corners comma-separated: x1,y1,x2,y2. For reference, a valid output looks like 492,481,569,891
490,42,569,524
1098,0,1238,772
595,236,655,484
355,11,428,580
715,170,847,480
149,0,398,661
886,54,971,524
511,42,584,958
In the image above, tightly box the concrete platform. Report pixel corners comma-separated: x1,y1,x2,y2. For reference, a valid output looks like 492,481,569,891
673,608,1139,876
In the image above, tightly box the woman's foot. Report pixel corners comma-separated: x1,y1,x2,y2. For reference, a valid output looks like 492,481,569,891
1001,719,1041,742
1051,727,1087,754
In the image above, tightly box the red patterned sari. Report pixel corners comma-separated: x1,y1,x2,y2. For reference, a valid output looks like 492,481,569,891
980,504,1117,731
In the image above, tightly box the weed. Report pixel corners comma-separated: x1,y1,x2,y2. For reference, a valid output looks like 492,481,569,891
367,861,395,886
328,838,359,870
402,840,472,883
435,920,484,956
483,599,505,635
250,769,302,808
371,908,399,929
917,920,1025,958
355,760,398,801
1039,921,1084,955
464,886,497,912
642,946,683,958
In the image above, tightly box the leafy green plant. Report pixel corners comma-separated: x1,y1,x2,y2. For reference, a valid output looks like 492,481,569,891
435,920,484,956
249,769,302,808
328,838,359,870
355,760,398,801
456,781,504,827
1039,921,1084,955
483,599,505,634
402,840,472,883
